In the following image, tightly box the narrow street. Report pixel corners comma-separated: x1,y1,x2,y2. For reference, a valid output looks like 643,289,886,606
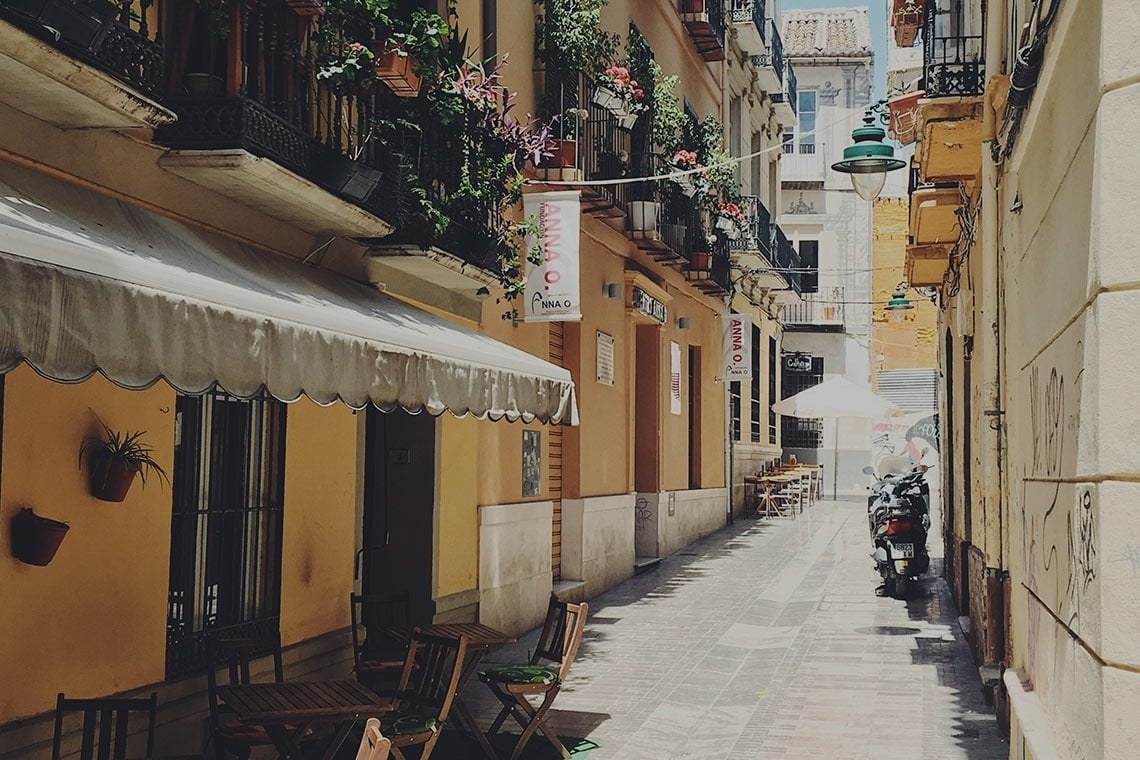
462,500,1008,759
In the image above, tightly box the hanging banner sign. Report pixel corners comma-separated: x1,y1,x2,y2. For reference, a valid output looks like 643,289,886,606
721,313,752,381
524,190,582,322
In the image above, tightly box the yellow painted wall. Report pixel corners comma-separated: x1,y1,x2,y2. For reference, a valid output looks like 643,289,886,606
0,365,174,722
436,414,478,596
279,399,358,646
871,197,938,379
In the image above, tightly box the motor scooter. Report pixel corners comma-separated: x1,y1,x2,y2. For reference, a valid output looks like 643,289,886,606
864,460,930,598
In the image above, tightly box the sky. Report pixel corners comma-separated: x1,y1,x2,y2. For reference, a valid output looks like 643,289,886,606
779,0,889,100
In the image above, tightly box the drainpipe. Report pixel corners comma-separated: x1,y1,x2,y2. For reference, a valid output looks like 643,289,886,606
979,0,1006,573
973,0,1010,677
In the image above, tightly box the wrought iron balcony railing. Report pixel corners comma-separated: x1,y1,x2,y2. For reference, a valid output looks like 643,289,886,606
728,195,771,254
771,224,803,294
710,239,733,294
749,18,784,85
782,287,845,329
0,0,164,99
679,0,726,62
729,0,766,38
785,61,798,117
542,68,634,215
923,0,984,97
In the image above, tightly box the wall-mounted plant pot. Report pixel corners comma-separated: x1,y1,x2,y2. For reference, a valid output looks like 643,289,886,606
616,109,640,130
373,48,421,98
545,139,577,168
88,454,138,502
10,508,70,566
592,85,620,111
6,0,119,52
688,251,712,271
284,0,324,15
628,201,660,232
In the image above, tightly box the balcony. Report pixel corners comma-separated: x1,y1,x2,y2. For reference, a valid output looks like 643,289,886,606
906,164,957,286
914,0,984,182
156,1,394,240
728,195,771,257
751,18,783,92
535,68,632,219
729,0,766,56
783,287,845,331
0,0,172,129
891,0,925,47
887,90,923,146
780,143,824,183
771,59,797,124
679,0,726,62
771,224,803,300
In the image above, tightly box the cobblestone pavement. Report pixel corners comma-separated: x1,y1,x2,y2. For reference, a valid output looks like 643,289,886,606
460,499,1008,759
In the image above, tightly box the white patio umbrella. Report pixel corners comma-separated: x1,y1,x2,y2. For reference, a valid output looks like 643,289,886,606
772,376,903,499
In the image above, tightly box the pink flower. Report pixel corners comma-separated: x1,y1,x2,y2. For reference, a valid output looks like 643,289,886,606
633,89,644,99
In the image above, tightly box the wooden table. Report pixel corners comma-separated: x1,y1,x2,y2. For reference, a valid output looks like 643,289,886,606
217,679,391,760
388,622,516,759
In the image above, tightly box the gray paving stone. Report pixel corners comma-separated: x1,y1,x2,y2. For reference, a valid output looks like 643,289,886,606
455,500,1008,759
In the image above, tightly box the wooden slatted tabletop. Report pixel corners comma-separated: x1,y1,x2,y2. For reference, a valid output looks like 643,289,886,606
388,623,516,652
217,679,391,725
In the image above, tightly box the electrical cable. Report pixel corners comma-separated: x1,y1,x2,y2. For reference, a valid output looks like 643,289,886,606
522,107,869,187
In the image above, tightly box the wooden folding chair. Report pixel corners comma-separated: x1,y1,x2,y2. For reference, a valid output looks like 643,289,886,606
52,692,157,760
479,596,589,760
376,629,468,760
350,592,412,693
354,718,392,760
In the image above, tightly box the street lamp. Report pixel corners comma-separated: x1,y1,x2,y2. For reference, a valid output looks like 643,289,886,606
884,285,915,323
831,110,906,201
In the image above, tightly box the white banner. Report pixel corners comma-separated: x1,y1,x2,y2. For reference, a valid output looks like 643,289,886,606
670,341,682,415
523,190,582,322
721,313,752,381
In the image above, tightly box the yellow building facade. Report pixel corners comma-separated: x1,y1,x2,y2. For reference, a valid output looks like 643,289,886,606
0,0,797,755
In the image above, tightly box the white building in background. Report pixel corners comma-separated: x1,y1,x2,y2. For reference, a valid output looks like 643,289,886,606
777,7,875,496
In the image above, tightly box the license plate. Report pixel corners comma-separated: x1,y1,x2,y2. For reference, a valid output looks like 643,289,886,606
893,543,915,559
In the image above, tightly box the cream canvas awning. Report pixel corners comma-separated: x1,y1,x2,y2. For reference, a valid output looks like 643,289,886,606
0,162,577,424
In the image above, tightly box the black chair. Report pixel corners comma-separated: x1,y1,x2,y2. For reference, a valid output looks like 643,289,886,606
350,592,412,693
52,692,158,760
205,635,285,760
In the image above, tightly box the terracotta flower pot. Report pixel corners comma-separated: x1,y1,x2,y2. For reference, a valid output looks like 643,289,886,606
10,508,70,566
88,455,139,503
546,139,577,168
284,0,324,15
373,49,421,98
682,0,705,13
689,251,711,271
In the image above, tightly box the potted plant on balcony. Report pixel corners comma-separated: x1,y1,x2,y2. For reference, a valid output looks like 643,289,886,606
544,108,586,169
594,65,646,128
669,149,704,197
535,0,619,78
79,422,168,503
715,200,748,240
10,507,70,567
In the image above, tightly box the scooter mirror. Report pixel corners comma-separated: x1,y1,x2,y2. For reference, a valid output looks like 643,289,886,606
862,466,875,476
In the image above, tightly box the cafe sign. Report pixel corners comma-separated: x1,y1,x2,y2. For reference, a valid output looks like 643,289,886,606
631,286,666,324
784,352,813,372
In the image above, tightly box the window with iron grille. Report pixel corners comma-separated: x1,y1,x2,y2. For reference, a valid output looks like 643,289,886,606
730,381,741,442
166,391,287,679
750,324,762,443
768,337,777,444
781,356,824,448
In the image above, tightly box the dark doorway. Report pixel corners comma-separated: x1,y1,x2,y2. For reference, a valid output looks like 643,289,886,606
961,353,973,611
361,407,437,624
634,325,661,492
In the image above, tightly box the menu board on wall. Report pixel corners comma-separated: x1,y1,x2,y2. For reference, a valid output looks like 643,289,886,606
596,331,615,386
